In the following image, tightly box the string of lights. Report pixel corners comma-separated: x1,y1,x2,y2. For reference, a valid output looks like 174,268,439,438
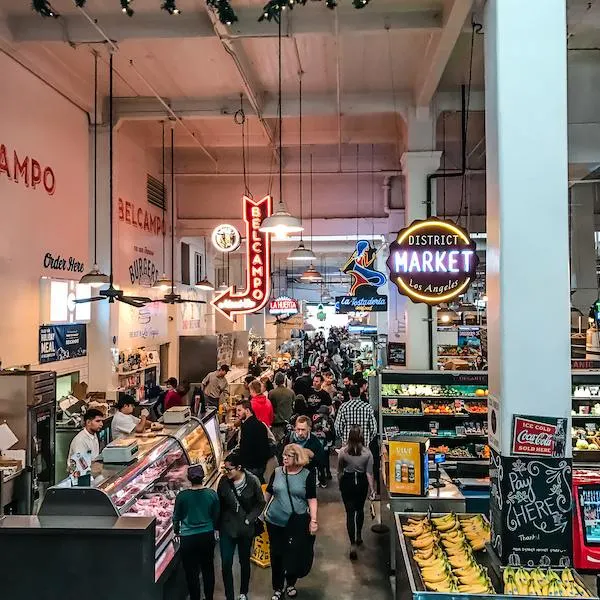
33,0,371,24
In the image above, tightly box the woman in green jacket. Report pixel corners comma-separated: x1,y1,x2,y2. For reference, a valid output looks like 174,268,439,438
217,452,266,600
173,465,220,600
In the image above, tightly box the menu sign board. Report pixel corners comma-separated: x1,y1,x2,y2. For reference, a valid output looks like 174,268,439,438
490,450,572,567
387,342,406,367
387,218,478,305
512,415,567,458
269,296,299,317
39,324,87,364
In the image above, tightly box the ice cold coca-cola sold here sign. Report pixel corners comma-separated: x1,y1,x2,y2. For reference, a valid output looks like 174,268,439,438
511,415,567,458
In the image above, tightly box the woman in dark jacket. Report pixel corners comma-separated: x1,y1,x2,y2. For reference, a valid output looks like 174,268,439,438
217,452,266,600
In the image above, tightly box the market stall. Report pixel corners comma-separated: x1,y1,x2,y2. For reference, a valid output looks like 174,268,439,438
0,410,223,600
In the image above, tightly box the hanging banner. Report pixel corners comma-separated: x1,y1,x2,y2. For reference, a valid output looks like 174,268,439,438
387,218,478,305
335,240,388,313
212,195,272,320
39,324,87,364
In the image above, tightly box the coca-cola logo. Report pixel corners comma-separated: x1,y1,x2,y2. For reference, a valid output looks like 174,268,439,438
515,430,553,448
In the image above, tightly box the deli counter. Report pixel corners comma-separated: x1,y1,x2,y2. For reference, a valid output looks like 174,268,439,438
0,410,223,600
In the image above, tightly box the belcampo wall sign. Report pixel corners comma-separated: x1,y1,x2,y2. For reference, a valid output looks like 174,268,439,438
387,218,478,305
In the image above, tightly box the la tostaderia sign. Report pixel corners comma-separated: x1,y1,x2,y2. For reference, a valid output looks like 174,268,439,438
386,218,478,305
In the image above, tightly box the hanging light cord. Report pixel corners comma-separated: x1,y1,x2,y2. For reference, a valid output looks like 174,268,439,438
278,15,283,207
161,121,166,274
171,126,175,294
310,151,314,250
355,144,359,241
93,50,98,265
299,71,304,240
371,143,375,242
109,51,114,282
234,94,251,197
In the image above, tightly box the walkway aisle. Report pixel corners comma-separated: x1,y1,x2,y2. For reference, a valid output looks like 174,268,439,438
213,464,394,600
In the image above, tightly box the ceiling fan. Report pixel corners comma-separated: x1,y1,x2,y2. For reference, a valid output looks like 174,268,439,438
153,125,206,306
75,52,151,309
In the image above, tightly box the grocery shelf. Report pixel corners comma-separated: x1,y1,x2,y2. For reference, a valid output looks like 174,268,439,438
572,414,600,419
382,395,487,401
572,396,600,401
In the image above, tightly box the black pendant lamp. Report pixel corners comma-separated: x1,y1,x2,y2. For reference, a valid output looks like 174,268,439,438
80,50,110,287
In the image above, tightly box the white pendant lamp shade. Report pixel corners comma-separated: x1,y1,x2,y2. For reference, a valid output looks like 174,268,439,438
79,264,110,288
259,199,304,239
153,273,173,291
288,240,316,262
196,278,215,291
300,264,323,282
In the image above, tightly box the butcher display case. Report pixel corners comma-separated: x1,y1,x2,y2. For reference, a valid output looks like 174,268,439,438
0,412,223,600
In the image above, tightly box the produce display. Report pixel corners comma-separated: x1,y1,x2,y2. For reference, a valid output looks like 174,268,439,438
381,384,488,398
503,567,591,597
465,401,487,414
423,401,454,415
572,428,600,451
382,406,422,416
402,513,493,594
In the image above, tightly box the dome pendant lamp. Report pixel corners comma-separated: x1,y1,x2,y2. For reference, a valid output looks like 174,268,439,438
80,51,109,288
259,15,303,240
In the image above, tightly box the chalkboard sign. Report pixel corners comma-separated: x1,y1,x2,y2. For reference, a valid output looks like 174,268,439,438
387,342,406,366
489,449,572,567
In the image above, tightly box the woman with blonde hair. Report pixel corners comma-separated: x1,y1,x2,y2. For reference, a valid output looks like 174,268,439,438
264,443,318,600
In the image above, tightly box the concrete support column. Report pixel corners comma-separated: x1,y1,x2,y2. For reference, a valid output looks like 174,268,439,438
570,184,597,313
485,0,572,566
399,149,441,369
87,126,117,391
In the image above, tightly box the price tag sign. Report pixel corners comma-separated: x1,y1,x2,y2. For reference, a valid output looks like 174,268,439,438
251,522,271,568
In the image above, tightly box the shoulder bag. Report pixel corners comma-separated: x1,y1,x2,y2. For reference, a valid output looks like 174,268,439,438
284,470,315,579
227,475,264,538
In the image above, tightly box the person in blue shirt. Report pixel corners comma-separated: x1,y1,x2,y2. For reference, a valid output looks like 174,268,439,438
173,465,220,600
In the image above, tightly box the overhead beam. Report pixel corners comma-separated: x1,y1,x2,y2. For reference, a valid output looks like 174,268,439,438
4,7,442,44
414,0,473,109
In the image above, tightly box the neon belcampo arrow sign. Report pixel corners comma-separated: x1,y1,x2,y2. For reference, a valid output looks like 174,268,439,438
211,195,273,321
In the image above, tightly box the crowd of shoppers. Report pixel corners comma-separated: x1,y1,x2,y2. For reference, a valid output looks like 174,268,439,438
172,326,379,600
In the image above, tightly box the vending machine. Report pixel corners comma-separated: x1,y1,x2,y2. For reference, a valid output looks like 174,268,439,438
573,469,600,570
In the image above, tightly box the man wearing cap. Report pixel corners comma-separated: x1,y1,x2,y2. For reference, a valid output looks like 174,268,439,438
111,395,150,440
202,365,230,410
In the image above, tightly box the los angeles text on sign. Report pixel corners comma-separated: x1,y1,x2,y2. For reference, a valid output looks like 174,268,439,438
386,218,478,305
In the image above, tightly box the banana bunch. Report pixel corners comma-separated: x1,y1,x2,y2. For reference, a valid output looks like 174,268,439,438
458,514,491,551
402,517,433,539
503,567,591,597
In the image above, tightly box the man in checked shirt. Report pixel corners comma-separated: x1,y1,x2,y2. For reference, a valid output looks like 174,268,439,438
334,384,378,448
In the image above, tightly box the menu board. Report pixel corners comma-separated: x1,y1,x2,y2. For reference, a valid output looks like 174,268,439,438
387,342,406,367
489,449,573,567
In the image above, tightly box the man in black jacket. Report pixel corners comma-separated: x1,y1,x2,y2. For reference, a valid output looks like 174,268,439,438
293,366,313,401
235,400,270,483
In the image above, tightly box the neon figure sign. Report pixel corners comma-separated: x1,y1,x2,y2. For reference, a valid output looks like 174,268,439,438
211,195,272,320
387,218,478,305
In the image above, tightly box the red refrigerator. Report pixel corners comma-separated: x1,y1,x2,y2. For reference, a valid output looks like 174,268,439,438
573,468,600,570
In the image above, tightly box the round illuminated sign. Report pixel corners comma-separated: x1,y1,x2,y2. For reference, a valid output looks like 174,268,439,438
386,218,478,305
211,224,241,253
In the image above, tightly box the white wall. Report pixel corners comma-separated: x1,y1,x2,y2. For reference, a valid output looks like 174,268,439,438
0,53,89,369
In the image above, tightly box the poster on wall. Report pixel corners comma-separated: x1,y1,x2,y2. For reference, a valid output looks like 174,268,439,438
489,449,572,567
39,324,87,364
511,415,567,458
387,342,406,367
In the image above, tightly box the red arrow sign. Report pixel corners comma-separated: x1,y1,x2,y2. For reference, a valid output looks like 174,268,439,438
212,195,272,321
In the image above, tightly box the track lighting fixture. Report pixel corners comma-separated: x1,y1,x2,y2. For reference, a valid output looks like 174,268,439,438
120,0,134,16
206,0,238,25
352,0,370,7
161,0,181,15
74,0,86,6
32,0,60,17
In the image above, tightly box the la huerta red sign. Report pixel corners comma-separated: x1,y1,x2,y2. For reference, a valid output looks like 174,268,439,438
511,415,567,458
386,218,478,305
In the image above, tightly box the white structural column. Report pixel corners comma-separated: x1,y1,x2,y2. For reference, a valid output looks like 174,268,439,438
485,0,572,566
570,184,597,314
399,145,441,369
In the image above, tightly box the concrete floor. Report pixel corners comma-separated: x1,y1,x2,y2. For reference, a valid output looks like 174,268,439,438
212,466,394,600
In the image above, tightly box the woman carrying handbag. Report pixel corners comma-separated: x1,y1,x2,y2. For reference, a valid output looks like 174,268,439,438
264,443,318,600
217,452,266,600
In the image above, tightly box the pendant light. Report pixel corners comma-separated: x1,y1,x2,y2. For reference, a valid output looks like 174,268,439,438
154,120,172,291
259,16,303,239
195,238,215,291
80,50,110,288
288,71,316,262
300,152,322,282
437,304,458,324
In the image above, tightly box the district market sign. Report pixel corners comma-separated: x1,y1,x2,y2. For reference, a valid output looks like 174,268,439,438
269,296,299,317
386,218,478,305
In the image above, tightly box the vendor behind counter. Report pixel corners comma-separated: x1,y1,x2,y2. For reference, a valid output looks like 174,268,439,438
111,395,150,440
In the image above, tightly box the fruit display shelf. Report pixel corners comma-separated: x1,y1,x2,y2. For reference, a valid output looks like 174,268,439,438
394,512,597,600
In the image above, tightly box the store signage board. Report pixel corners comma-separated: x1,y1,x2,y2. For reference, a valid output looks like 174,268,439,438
336,239,387,314
42,252,85,274
387,218,478,305
387,342,406,367
39,323,87,364
489,449,572,567
269,296,299,317
572,359,600,370
0,143,56,196
212,223,241,253
511,415,567,458
118,197,165,236
212,195,272,321
128,256,160,287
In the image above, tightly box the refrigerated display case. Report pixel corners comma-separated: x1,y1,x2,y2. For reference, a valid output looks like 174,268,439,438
573,468,600,570
572,371,600,464
0,413,225,599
